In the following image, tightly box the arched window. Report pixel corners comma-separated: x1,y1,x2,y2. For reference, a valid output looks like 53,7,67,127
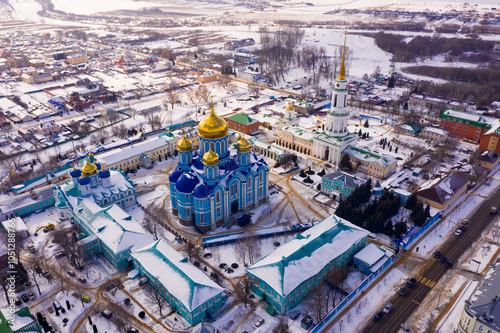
248,177,252,188
119,193,124,198
216,191,220,203
334,95,337,107
221,141,226,154
259,172,263,183
210,142,215,152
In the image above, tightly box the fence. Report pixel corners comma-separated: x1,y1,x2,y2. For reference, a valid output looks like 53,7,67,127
308,254,395,333
395,212,441,252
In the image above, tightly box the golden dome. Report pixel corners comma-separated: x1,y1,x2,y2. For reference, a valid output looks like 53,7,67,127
285,103,294,111
237,134,242,141
198,107,228,139
81,160,97,176
236,137,252,153
177,136,192,152
203,148,219,166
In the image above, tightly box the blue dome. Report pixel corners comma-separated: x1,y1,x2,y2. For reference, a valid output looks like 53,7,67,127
95,163,102,170
169,168,183,183
175,172,199,193
70,168,82,178
78,176,90,185
193,183,210,199
99,169,110,178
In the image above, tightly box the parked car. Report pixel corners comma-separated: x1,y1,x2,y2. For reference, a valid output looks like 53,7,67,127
105,283,117,291
138,277,148,286
289,310,301,320
28,291,36,301
67,271,76,277
461,219,468,225
373,312,384,322
34,266,42,274
459,226,467,232
434,251,441,259
254,318,265,327
77,277,86,284
440,256,448,263
446,261,454,268
383,303,393,314
401,323,411,332
53,301,62,311
406,278,417,288
127,328,139,333
14,297,21,306
21,294,29,303
42,271,51,279
399,287,408,296
455,229,463,236
55,251,66,259
81,295,91,303
101,309,113,319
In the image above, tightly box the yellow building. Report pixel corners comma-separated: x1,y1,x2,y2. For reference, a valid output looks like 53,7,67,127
197,71,218,83
67,54,89,65
342,146,397,179
416,173,468,211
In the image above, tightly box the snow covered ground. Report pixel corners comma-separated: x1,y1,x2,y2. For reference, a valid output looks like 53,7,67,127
435,280,478,333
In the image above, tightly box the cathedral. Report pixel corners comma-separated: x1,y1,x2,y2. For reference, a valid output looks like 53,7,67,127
169,108,270,232
275,35,358,165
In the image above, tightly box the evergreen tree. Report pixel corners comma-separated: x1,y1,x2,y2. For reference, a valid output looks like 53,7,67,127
362,132,367,139
405,193,418,210
358,129,362,136
395,147,399,153
384,219,394,236
389,146,392,152
339,154,353,172
387,76,395,88
364,119,369,128
379,138,384,145
394,221,408,239
316,183,321,191
299,169,307,177
403,101,409,110
424,204,431,218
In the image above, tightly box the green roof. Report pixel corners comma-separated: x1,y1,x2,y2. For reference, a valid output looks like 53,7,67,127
226,113,255,125
440,109,490,129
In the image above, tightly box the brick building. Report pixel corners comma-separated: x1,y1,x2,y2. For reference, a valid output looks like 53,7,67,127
439,109,491,143
225,113,260,135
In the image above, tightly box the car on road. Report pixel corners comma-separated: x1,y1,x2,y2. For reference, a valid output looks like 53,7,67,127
67,271,76,277
434,251,441,259
254,318,265,327
446,261,454,268
55,251,66,259
21,294,29,303
383,303,393,314
455,229,463,236
81,295,91,303
440,256,448,263
461,219,468,225
77,277,86,284
406,278,417,288
399,286,408,296
127,328,139,333
28,291,36,301
459,226,467,232
289,310,301,320
373,312,384,322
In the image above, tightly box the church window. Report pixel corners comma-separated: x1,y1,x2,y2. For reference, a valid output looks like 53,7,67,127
248,178,252,188
235,185,238,195
222,141,226,154
210,142,215,152
185,194,189,199
186,208,190,217
216,192,220,203
259,172,263,183
334,95,337,107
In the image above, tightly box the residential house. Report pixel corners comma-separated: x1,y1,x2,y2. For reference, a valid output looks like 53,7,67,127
1,216,29,239
409,94,467,113
342,146,397,179
225,113,260,135
450,161,488,181
0,185,56,222
132,239,226,326
395,123,422,136
416,173,468,211
475,151,500,170
247,214,369,314
224,38,255,50
320,170,364,200
237,68,264,81
0,111,8,126
479,122,500,154
420,126,449,143
197,72,217,83
353,243,394,275
38,120,61,136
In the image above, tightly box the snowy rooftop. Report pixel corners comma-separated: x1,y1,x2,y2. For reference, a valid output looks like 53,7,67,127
354,243,385,266
281,125,315,142
468,263,500,328
422,127,449,136
247,215,369,298
97,137,174,166
75,200,154,255
416,173,468,205
0,184,54,214
132,239,225,312
343,146,397,168
1,216,28,232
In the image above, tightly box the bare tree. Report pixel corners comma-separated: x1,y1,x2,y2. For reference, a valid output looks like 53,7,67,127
272,318,290,333
219,76,231,89
166,90,179,110
305,285,328,323
145,287,167,317
144,111,167,131
196,85,211,104
0,270,12,304
186,89,197,104
235,275,251,308
248,82,261,97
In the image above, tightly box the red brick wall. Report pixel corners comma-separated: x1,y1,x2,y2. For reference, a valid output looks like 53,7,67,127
227,119,260,135
439,119,487,143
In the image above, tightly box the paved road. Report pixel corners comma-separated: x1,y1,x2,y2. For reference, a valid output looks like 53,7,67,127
362,188,500,333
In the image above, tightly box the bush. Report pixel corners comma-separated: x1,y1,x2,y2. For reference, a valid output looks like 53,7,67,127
303,176,314,184
299,170,307,178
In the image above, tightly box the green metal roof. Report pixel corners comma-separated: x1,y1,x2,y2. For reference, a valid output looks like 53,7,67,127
226,113,255,125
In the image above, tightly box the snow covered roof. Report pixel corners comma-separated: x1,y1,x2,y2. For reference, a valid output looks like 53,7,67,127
322,170,363,190
247,215,369,298
1,216,28,233
343,146,397,168
422,127,449,136
74,200,154,255
416,173,468,205
97,137,173,166
132,239,225,312
354,243,388,266
468,263,500,328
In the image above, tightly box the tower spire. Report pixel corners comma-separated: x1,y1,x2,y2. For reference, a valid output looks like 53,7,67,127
338,30,347,81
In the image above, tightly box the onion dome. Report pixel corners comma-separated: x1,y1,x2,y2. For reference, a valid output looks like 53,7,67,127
169,168,183,183
81,160,97,176
95,162,102,170
70,166,82,178
203,149,219,166
237,134,242,141
198,107,228,139
99,167,110,179
193,183,210,199
78,176,90,185
177,136,193,152
175,172,199,193
87,152,96,164
236,137,252,153
285,103,294,111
